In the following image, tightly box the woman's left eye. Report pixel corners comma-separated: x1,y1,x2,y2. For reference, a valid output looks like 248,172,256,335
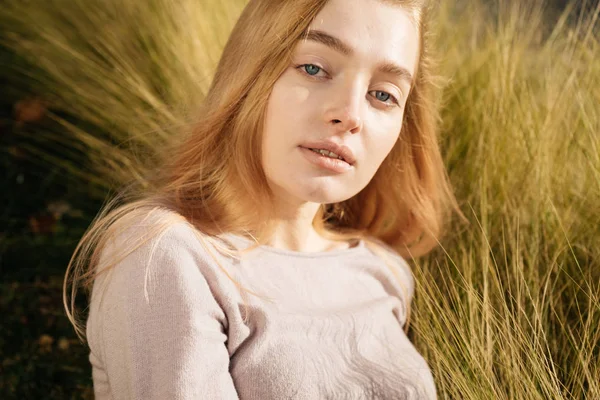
370,90,398,106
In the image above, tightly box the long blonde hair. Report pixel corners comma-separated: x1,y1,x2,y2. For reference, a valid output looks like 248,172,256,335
64,0,460,342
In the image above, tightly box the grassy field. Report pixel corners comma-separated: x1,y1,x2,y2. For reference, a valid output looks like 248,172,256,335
0,0,598,398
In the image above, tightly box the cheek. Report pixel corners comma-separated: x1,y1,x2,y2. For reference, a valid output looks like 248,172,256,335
262,79,308,154
263,79,314,151
268,72,311,117
364,120,403,171
348,134,398,198
377,137,398,165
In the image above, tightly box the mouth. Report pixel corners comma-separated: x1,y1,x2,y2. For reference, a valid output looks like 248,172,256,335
298,146,354,173
303,147,349,164
298,141,356,166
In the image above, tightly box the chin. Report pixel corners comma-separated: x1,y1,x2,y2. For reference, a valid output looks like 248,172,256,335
295,184,354,205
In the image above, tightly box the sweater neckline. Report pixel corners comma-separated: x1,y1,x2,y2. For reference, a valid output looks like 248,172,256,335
220,233,367,258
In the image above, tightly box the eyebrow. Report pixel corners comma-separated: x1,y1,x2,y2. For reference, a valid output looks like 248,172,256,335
301,29,414,85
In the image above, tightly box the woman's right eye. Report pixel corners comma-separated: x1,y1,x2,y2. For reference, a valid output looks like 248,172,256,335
297,64,326,78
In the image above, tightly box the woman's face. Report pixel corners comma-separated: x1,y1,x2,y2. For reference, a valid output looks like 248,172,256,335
261,0,420,210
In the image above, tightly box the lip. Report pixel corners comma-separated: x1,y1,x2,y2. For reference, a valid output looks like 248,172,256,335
299,140,356,165
298,146,353,173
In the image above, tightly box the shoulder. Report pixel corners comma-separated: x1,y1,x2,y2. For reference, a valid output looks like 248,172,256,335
93,208,218,303
364,237,415,305
102,207,197,251
99,207,208,268
87,207,232,352
85,211,236,397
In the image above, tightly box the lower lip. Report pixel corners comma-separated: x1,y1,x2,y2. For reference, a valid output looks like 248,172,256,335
299,146,353,173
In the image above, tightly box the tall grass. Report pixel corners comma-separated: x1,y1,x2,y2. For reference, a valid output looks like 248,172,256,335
413,1,600,398
1,0,247,189
1,0,598,398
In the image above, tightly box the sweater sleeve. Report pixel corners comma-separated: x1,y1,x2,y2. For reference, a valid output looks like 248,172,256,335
87,223,240,400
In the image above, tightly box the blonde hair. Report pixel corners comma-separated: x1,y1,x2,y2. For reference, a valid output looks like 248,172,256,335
64,0,460,342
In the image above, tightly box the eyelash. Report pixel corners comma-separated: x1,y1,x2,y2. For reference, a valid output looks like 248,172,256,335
295,63,400,108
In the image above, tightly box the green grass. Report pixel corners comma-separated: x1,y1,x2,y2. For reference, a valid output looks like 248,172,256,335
1,0,598,398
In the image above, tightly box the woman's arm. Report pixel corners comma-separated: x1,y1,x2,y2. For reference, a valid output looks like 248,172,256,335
87,224,239,400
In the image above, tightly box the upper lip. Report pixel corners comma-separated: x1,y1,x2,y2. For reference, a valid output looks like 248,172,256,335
300,140,356,165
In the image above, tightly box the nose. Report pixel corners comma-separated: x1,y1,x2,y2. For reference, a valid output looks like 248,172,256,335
323,80,363,134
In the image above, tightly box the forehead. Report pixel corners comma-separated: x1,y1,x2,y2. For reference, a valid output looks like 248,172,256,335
305,0,420,75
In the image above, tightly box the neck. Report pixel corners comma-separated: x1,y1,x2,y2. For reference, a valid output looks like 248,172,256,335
260,201,349,252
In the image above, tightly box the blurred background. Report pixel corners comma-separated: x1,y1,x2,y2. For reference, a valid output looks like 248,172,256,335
1,0,598,399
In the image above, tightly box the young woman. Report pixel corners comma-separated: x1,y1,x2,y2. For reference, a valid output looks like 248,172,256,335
64,0,459,398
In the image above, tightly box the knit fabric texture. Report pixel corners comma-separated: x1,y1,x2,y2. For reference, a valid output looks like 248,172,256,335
86,211,437,399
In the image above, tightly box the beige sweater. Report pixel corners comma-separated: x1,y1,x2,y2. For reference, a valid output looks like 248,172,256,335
86,212,437,399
